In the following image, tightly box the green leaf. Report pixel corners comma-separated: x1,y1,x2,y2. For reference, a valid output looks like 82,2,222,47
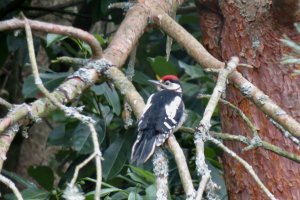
22,72,68,98
102,132,135,180
46,33,67,47
94,34,107,46
28,166,54,191
208,162,227,198
47,124,66,146
91,83,121,115
4,188,49,200
128,165,155,184
128,192,143,200
85,187,125,199
71,120,105,154
47,119,105,154
145,184,156,199
99,104,114,125
184,110,202,127
178,61,204,79
132,71,152,85
127,172,149,187
148,56,177,77
181,82,199,96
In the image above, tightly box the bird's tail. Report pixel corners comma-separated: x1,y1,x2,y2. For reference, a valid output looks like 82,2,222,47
131,130,156,165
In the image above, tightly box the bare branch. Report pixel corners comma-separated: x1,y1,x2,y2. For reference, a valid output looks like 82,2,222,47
196,172,210,200
0,174,23,200
211,131,300,163
24,15,102,200
194,57,238,199
0,18,102,59
88,123,102,199
208,136,277,200
54,56,89,65
181,126,300,164
230,71,300,139
70,152,97,186
198,94,259,137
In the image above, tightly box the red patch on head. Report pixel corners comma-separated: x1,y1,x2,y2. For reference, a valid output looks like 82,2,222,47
161,75,179,81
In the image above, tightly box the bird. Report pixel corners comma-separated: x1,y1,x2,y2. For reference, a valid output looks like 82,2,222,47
131,75,186,165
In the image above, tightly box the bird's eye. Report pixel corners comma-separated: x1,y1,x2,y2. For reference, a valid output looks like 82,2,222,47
165,80,170,85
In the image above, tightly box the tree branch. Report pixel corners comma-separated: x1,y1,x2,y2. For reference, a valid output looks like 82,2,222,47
167,135,195,198
152,148,169,200
208,136,277,200
210,131,300,163
0,18,102,59
24,15,102,200
194,57,240,199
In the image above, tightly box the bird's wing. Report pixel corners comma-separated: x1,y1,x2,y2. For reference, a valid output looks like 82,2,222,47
155,95,183,145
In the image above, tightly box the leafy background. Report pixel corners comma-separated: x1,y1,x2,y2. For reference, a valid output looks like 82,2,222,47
0,0,227,199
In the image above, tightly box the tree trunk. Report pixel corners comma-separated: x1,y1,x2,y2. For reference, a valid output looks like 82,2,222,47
197,0,300,199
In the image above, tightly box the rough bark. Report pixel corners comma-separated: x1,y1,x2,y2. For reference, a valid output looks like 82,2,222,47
197,0,300,199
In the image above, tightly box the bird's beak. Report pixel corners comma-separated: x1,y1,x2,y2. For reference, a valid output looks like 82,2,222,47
148,80,161,86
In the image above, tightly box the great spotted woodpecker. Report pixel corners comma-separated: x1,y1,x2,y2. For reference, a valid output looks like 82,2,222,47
131,75,186,164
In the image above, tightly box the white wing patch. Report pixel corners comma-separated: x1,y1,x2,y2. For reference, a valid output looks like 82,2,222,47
163,122,172,129
165,96,181,121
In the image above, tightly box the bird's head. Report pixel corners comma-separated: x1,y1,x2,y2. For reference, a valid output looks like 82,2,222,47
149,75,182,93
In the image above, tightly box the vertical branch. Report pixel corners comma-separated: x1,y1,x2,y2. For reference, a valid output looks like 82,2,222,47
88,123,102,199
195,57,239,199
152,148,169,200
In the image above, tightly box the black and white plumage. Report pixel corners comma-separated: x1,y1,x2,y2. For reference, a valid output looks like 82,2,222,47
131,75,186,165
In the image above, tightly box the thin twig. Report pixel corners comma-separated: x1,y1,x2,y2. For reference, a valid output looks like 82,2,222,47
70,152,96,186
0,18,102,59
24,15,102,200
88,123,102,200
54,56,89,65
24,15,95,124
181,126,300,166
210,131,300,163
208,136,277,200
238,63,254,69
198,94,258,136
0,174,23,200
